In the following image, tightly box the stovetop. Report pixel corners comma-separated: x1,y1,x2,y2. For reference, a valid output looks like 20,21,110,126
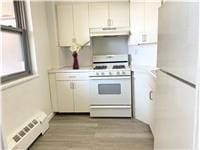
112,65,126,69
94,65,107,70
93,65,126,70
91,55,131,77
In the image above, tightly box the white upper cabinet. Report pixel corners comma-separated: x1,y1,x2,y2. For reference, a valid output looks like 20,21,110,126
89,3,108,28
145,2,160,43
73,3,90,45
57,4,74,46
56,3,89,46
109,2,130,27
129,0,161,45
89,2,130,28
129,2,144,45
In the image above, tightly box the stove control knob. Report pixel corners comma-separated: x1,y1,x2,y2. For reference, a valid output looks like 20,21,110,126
109,72,112,75
101,72,104,76
122,71,126,75
117,71,120,75
96,72,99,76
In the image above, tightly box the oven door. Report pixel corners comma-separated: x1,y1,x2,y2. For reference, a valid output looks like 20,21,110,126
89,76,131,105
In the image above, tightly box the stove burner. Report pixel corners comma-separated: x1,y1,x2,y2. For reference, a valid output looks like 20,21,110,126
112,65,125,69
94,65,107,70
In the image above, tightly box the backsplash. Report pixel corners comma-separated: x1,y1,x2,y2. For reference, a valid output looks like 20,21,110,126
92,36,129,55
128,44,157,67
58,44,157,68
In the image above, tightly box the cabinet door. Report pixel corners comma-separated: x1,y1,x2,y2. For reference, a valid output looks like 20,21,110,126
129,1,160,45
89,2,108,28
56,4,73,46
109,2,130,27
73,3,90,45
145,2,160,43
74,81,89,112
129,2,145,45
134,71,155,124
56,81,74,112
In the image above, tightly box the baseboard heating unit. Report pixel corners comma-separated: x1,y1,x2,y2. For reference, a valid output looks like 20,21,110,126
7,112,49,150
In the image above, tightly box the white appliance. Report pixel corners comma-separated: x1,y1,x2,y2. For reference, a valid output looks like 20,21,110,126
90,27,130,37
154,2,199,150
89,54,132,117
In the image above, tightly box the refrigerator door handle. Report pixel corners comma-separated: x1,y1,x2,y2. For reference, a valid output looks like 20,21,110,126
160,69,196,89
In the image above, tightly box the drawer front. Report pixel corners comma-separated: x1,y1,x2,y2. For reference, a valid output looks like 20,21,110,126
56,73,89,81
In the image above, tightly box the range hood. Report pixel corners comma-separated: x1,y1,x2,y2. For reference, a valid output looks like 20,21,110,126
90,27,130,37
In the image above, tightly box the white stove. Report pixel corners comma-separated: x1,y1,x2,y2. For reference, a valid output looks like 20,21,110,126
89,55,132,117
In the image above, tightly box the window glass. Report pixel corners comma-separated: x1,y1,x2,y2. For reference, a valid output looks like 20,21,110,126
98,84,121,95
1,1,32,83
0,1,16,27
1,31,25,76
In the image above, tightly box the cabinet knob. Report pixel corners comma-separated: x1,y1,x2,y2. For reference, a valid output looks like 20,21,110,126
70,82,73,89
70,82,75,89
107,19,111,26
142,34,147,42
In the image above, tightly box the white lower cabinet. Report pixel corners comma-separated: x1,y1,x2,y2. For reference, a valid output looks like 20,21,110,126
73,81,89,112
133,71,155,127
49,72,90,113
56,81,74,112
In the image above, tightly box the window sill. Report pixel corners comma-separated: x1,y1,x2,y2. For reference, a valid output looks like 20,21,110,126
1,74,39,91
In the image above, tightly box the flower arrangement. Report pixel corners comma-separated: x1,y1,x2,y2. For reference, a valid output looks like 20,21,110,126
70,38,90,69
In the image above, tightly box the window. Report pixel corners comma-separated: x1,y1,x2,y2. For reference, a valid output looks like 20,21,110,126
1,1,32,83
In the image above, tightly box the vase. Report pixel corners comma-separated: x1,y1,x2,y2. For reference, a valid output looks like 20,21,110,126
72,51,79,69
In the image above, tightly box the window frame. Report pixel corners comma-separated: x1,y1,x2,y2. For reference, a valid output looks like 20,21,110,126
1,1,32,83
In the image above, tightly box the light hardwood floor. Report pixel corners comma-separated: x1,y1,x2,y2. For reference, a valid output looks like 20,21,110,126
29,114,153,150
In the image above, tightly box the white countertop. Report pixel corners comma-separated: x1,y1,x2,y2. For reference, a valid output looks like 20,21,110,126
48,66,93,73
131,65,159,78
48,65,159,78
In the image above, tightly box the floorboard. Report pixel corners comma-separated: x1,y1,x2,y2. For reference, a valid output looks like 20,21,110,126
28,114,153,150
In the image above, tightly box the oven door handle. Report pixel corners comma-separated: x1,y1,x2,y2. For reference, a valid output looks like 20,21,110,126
89,76,131,80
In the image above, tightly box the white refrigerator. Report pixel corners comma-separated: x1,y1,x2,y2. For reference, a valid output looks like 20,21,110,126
154,2,199,150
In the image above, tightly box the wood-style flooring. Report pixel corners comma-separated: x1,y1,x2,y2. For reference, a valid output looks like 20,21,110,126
29,114,153,150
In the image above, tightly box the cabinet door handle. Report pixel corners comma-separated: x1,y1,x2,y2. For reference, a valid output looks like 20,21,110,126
73,82,75,89
70,82,74,89
69,76,76,78
107,18,112,26
149,91,153,100
111,19,113,26
142,34,147,42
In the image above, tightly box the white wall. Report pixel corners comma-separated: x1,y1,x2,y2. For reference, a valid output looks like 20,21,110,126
2,1,53,140
45,2,60,69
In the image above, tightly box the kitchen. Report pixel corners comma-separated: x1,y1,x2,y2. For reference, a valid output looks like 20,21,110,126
1,1,200,150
